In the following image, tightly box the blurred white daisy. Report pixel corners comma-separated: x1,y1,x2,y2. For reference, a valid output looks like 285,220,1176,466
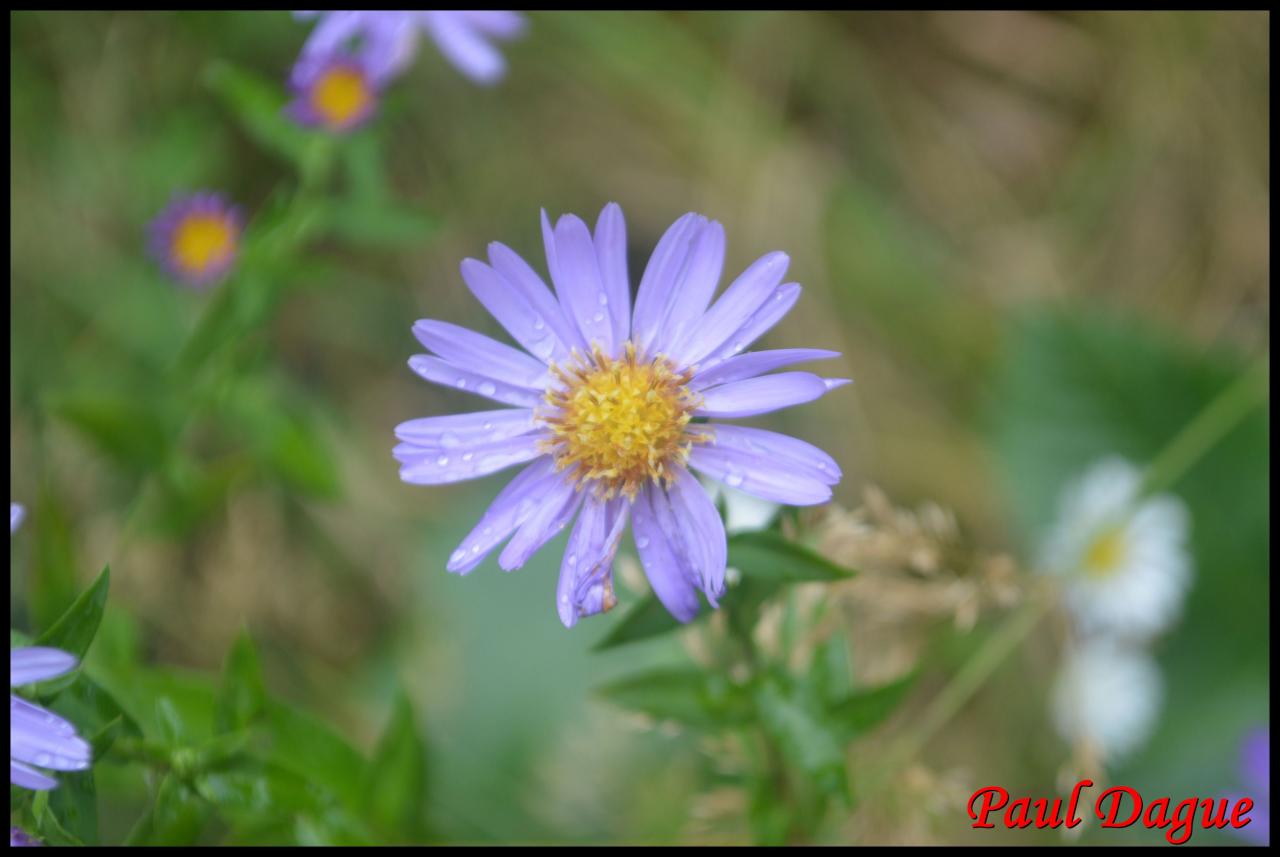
702,478,781,534
1051,637,1162,762
1040,457,1191,640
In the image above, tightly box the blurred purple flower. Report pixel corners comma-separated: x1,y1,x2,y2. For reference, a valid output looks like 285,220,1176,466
286,52,380,132
147,192,244,288
10,648,92,790
11,502,23,534
294,11,526,86
396,203,847,627
1229,727,1270,845
10,827,41,847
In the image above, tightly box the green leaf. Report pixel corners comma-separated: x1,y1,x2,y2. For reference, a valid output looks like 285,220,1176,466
125,773,210,846
264,701,368,814
755,681,848,801
203,60,316,170
217,629,268,733
46,768,98,846
35,566,110,660
728,531,855,582
50,391,172,473
827,671,919,739
361,691,430,841
594,667,752,732
592,594,685,651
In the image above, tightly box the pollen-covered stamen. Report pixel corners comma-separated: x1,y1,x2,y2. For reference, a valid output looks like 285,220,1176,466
538,342,705,499
170,214,237,277
309,63,374,129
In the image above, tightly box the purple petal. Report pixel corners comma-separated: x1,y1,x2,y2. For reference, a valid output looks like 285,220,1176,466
408,355,544,408
631,213,703,356
10,826,41,847
1226,791,1270,845
10,697,91,772
10,648,78,687
688,443,834,506
690,348,840,390
446,457,562,574
395,433,545,485
674,251,789,366
457,10,527,38
11,502,24,534
695,372,834,419
487,242,586,356
548,214,617,355
696,283,805,368
691,424,840,483
10,760,57,791
1241,727,1270,793
665,467,728,605
413,320,549,389
460,258,571,363
593,203,631,347
633,484,701,623
394,408,538,448
652,220,726,357
422,10,508,84
556,495,629,627
498,477,585,571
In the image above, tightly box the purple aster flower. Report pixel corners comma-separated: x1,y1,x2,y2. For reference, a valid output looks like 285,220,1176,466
1228,726,1269,845
294,11,526,86
10,827,41,847
10,648,92,790
395,203,848,627
286,52,381,132
147,192,244,288
11,502,23,534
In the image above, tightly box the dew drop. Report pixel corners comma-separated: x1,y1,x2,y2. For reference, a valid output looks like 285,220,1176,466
450,549,466,564
567,553,578,565
440,432,461,449
462,452,474,462
533,317,546,331
483,525,493,536
34,753,52,767
724,470,745,488
436,455,450,467
455,378,468,389
592,311,605,323
482,421,494,431
478,381,497,397
597,293,609,306
636,535,650,549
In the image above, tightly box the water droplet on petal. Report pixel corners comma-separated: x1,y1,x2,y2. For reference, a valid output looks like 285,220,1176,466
478,381,497,397
436,455,450,467
636,535,650,549
450,549,466,564
597,293,609,306
440,432,460,449
592,311,605,323
533,317,546,331
456,378,468,389
724,470,744,488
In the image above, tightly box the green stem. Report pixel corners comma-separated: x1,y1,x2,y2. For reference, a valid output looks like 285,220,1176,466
869,591,1051,790
1142,357,1269,497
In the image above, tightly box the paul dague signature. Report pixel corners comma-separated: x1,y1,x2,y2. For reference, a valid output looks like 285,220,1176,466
968,780,1257,845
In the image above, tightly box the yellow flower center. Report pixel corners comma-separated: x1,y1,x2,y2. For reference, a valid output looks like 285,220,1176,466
1082,525,1127,578
310,66,371,129
171,214,235,275
539,343,704,499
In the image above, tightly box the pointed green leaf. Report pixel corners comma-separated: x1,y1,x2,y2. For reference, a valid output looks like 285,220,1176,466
728,531,855,582
361,691,430,840
828,670,919,739
217,629,268,732
35,566,110,660
594,667,752,731
755,681,848,801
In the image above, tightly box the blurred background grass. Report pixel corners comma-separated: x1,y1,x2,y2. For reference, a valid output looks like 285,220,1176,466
10,11,1269,844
